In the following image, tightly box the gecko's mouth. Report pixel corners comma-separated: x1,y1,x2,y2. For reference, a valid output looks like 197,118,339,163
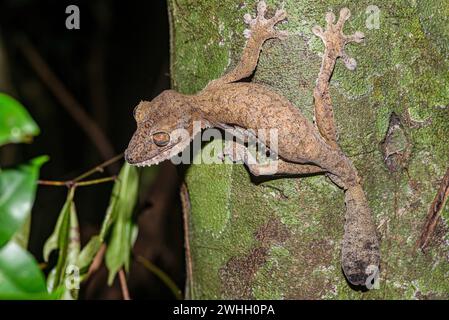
130,145,177,167
127,128,202,167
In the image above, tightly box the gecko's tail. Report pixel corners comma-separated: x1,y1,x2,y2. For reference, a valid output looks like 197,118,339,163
341,184,380,286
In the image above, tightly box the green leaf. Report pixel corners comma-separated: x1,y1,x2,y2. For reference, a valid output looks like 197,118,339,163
12,215,31,249
0,93,40,147
0,241,52,299
43,188,80,299
77,235,101,276
105,163,139,285
0,156,48,247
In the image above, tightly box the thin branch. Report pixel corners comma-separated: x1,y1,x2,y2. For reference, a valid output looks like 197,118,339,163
417,168,449,251
16,37,117,166
38,153,123,189
73,153,123,182
118,269,131,300
76,176,117,187
37,180,67,187
137,255,183,300
38,176,116,188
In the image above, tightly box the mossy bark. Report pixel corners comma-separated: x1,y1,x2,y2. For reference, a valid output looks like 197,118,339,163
168,0,449,299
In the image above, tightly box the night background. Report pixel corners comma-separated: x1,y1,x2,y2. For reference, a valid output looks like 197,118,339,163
0,0,185,299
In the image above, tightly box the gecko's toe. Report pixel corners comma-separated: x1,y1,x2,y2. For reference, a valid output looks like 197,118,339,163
243,13,255,26
325,11,336,26
257,1,267,17
243,28,252,39
338,8,351,24
345,31,365,44
312,25,325,39
273,9,287,22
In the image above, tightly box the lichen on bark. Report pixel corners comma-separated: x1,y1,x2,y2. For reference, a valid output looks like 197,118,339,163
168,0,449,299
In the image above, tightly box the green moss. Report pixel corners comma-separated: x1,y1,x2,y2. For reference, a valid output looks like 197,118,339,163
252,246,289,299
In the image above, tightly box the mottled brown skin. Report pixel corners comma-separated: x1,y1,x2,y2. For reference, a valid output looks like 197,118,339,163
126,2,380,287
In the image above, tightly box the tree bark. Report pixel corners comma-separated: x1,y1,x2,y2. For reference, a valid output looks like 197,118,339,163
168,0,449,299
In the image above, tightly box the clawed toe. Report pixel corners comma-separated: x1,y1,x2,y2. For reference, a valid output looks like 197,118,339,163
345,31,365,44
257,0,267,17
273,9,287,24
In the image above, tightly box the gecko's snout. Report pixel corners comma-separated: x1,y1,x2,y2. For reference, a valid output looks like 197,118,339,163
124,149,137,164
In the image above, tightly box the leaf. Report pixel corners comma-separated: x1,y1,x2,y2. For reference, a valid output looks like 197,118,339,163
43,188,74,263
77,235,101,276
105,163,139,285
0,241,53,299
0,93,40,147
43,188,80,299
0,156,48,247
12,215,31,249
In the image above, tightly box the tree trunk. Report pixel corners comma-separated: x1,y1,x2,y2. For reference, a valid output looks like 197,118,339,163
168,0,449,299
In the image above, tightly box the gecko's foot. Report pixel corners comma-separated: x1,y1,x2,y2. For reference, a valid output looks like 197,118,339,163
243,1,288,41
312,8,364,70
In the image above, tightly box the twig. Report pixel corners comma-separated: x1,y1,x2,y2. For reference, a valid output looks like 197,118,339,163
73,153,123,182
137,255,183,300
76,176,117,187
38,176,116,188
417,168,449,251
118,269,131,300
16,37,117,167
38,153,123,189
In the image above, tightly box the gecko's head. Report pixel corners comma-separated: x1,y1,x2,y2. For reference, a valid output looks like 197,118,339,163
125,90,201,167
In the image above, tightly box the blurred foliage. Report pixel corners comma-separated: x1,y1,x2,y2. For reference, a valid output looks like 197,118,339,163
0,93,39,147
0,0,181,299
0,156,47,247
0,92,50,299
44,188,79,299
104,163,139,285
0,241,56,299
0,91,142,299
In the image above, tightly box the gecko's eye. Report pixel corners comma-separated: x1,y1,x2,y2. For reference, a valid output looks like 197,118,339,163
152,132,171,147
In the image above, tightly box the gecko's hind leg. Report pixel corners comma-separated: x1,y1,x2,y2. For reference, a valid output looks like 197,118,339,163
312,10,380,287
206,1,287,89
312,8,365,149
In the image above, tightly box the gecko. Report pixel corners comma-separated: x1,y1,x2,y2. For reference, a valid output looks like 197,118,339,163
125,1,380,287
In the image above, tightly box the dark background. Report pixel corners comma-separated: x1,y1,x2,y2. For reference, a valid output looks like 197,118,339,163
0,0,185,299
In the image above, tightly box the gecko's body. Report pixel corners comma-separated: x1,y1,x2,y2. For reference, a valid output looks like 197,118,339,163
126,2,380,287
195,82,357,183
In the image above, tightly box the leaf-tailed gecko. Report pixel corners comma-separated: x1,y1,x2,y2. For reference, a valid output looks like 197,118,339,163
125,1,380,287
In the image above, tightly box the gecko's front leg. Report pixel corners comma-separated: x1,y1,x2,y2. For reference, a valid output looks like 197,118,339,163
206,1,287,89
